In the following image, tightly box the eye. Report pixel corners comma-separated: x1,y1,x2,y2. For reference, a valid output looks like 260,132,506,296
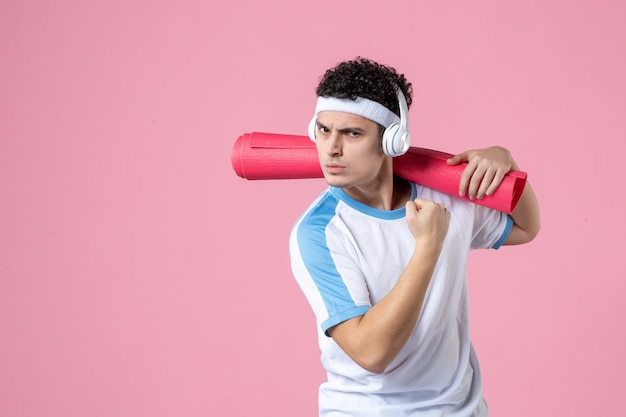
347,130,360,137
318,125,330,134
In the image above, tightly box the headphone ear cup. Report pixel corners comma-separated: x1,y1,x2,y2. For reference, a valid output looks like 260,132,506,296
385,88,411,157
382,123,410,157
382,123,398,156
308,117,317,142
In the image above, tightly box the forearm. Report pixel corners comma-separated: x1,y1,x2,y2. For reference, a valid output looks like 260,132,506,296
329,241,440,373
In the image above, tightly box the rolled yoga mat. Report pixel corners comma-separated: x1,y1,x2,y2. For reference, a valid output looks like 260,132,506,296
231,132,527,214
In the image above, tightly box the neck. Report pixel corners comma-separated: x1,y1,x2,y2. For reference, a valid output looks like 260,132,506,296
343,162,412,211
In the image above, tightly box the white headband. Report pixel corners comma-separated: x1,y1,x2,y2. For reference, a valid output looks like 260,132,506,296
314,96,400,128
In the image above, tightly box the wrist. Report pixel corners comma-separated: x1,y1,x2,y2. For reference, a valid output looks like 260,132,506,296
412,237,444,258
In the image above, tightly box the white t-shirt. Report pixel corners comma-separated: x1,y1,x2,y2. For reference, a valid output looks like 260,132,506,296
289,183,513,417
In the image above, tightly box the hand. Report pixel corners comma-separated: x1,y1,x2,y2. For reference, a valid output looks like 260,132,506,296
405,198,450,247
447,146,515,200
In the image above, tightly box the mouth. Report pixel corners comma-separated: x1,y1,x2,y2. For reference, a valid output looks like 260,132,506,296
324,162,346,174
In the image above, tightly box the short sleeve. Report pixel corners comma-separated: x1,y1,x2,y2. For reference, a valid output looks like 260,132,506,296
470,205,513,250
289,194,372,337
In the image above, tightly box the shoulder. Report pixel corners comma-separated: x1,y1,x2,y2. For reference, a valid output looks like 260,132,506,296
292,188,340,229
415,184,508,237
290,188,341,248
414,184,474,216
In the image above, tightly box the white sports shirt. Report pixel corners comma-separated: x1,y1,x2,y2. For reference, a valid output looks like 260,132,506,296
289,182,513,417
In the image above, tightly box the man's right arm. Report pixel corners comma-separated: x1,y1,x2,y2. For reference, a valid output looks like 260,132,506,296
327,198,450,374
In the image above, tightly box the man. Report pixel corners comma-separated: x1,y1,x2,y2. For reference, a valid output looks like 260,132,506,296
289,58,540,416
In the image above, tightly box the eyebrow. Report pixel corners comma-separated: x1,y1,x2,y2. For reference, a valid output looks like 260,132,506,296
317,120,366,134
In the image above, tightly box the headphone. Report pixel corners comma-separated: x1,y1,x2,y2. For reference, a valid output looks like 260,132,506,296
308,88,411,157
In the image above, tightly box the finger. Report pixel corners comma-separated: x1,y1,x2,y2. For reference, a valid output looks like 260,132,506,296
411,197,435,210
485,168,507,196
446,151,469,166
438,204,451,226
467,163,489,199
458,161,478,197
441,205,451,219
477,167,497,199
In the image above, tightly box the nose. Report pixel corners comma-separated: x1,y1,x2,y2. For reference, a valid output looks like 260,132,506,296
325,131,342,156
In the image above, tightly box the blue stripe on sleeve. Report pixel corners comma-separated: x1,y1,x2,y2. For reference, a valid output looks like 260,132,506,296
322,306,370,335
297,194,370,336
492,214,514,249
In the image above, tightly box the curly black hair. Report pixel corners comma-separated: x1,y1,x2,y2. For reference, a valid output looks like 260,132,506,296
315,57,413,117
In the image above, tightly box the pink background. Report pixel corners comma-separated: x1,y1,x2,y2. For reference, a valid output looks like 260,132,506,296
1,1,625,416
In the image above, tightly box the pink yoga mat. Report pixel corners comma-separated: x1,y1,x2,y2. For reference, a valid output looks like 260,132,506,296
231,132,526,214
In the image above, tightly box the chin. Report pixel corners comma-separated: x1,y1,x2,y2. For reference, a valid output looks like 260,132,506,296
323,174,349,188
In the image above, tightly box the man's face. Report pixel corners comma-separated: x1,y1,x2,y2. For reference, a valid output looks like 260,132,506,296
314,111,387,190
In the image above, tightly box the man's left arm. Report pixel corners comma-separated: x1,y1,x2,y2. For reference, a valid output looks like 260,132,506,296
447,146,541,245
